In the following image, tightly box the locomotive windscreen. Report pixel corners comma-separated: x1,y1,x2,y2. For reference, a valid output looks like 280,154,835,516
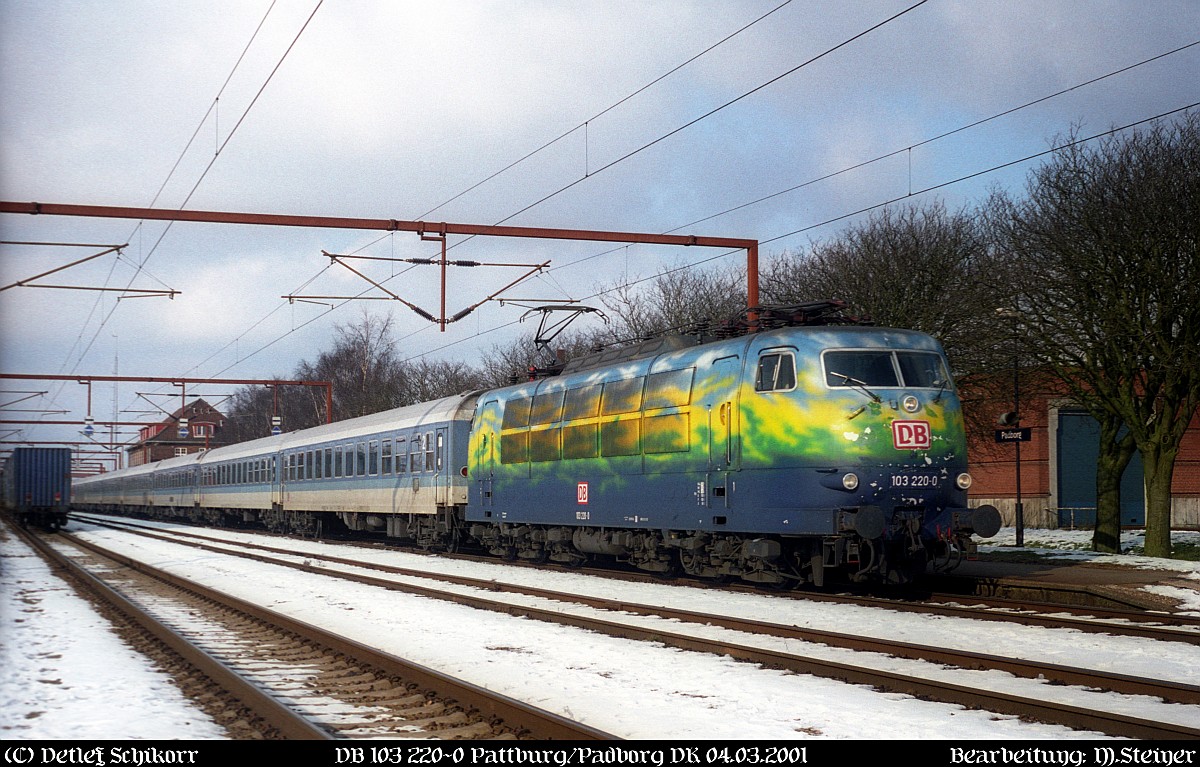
823,350,950,389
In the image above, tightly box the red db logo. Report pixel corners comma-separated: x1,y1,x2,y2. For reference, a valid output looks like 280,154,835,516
577,482,589,504
892,420,931,450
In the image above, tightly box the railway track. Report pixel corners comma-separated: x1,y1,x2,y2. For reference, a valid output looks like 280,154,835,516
65,513,1200,739
9,518,613,740
74,512,1200,642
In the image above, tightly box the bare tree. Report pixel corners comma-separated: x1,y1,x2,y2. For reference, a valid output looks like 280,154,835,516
295,309,405,421
992,112,1200,556
762,200,1014,437
594,262,748,342
395,358,488,404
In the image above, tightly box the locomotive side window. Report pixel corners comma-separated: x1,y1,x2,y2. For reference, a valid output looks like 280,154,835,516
601,417,640,456
531,390,565,425
502,397,531,430
645,368,694,408
501,397,532,465
563,384,601,420
562,423,598,459
601,377,643,415
755,353,796,392
644,413,688,453
824,350,899,387
501,430,528,464
529,426,561,462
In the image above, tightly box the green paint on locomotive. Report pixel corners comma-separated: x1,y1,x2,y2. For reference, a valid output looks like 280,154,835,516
466,327,966,496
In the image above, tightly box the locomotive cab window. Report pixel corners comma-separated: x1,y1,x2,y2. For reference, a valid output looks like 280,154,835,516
896,351,952,389
755,352,796,392
824,350,899,387
824,349,952,389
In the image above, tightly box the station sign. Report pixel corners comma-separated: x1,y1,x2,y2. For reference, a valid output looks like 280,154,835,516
995,428,1032,443
178,418,189,439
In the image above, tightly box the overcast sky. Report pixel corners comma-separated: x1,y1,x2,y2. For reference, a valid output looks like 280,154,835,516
2,0,1197,451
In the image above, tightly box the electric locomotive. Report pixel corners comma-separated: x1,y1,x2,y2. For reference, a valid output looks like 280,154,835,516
466,322,999,585
73,306,999,586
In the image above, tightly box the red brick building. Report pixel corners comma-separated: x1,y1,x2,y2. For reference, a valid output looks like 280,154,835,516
965,388,1200,530
126,398,227,466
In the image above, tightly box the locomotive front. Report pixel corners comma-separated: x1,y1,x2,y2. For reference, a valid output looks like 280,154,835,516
741,327,1000,584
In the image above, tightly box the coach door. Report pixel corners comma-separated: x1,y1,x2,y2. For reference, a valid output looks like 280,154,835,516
270,455,282,509
703,355,741,507
432,427,449,504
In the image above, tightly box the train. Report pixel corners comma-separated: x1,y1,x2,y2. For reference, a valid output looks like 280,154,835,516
3,447,73,530
73,307,1002,586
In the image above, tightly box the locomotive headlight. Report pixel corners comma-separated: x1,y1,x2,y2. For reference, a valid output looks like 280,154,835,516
902,395,920,413
842,472,860,491
956,472,973,490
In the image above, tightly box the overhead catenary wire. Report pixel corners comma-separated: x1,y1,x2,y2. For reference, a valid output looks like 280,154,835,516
551,39,1200,274
492,0,929,227
391,101,1200,367
414,0,797,222
64,1,325,385
197,39,1200,381
21,7,1190,432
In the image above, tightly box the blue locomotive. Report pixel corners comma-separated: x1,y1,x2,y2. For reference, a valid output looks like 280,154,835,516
3,447,73,531
73,314,1000,585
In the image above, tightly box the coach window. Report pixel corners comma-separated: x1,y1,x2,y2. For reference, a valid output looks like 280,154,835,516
755,352,796,392
323,447,332,478
424,432,435,472
436,432,444,471
334,447,344,478
381,439,392,475
354,442,365,476
396,437,407,473
406,435,418,473
369,440,379,475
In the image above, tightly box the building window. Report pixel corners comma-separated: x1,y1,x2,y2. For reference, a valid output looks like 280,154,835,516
174,447,189,456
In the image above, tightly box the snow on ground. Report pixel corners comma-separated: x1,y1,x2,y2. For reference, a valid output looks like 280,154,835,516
2,521,1199,741
980,528,1200,613
0,530,226,740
